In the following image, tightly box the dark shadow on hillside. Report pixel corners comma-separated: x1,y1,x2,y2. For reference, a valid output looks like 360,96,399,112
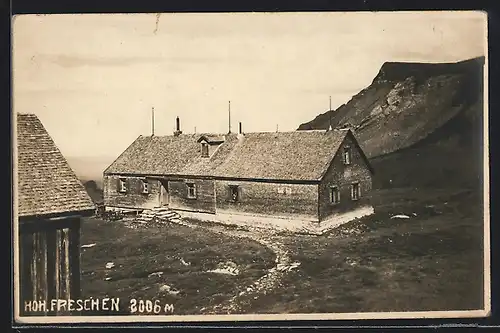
83,180,104,205
369,98,483,191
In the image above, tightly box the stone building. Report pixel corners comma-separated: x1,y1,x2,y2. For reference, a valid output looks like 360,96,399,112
103,118,374,232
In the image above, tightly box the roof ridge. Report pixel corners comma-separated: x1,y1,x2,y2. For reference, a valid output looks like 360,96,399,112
17,114,95,216
27,117,91,200
136,130,344,138
103,135,144,174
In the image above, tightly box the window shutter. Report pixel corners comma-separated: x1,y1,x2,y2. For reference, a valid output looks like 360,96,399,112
116,178,121,192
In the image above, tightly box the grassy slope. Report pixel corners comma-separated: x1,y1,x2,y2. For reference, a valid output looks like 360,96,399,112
246,188,484,313
369,143,482,190
80,218,275,315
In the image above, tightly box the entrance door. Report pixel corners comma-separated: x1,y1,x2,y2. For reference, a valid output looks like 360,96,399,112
159,181,169,206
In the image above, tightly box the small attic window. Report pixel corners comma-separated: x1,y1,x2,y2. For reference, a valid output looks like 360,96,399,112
201,142,209,157
343,146,351,165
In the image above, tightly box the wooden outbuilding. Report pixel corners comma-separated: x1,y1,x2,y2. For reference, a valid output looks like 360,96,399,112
16,113,95,316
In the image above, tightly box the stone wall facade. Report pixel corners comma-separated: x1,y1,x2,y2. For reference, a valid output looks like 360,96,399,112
103,175,162,209
103,134,373,224
168,178,216,214
215,180,319,221
318,134,373,221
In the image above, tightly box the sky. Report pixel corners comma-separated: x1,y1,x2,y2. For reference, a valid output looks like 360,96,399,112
12,11,487,160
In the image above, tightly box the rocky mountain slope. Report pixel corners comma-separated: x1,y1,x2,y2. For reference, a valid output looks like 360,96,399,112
298,57,485,159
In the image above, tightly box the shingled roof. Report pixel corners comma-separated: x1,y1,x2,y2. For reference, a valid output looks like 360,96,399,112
212,130,348,180
105,129,369,181
17,114,95,218
104,133,240,176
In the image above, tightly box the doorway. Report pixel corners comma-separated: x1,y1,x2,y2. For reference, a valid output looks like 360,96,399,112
159,181,169,206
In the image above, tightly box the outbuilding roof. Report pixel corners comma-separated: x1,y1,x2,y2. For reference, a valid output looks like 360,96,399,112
16,113,95,218
104,129,372,181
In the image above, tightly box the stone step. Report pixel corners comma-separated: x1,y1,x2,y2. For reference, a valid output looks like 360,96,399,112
152,207,170,212
157,213,178,219
142,209,175,215
133,208,182,225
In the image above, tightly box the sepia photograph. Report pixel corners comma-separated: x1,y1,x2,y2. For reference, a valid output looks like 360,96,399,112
12,11,489,324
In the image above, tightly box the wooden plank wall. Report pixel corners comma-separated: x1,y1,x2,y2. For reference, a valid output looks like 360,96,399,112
19,218,81,316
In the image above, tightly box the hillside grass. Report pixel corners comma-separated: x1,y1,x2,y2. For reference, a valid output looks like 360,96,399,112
244,188,485,313
370,144,482,190
79,218,276,315
78,182,485,315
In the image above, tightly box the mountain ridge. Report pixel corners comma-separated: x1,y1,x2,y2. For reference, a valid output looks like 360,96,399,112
298,56,484,159
298,56,485,189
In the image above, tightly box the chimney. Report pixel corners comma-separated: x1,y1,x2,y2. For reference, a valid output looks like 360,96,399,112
239,122,242,134
174,116,182,136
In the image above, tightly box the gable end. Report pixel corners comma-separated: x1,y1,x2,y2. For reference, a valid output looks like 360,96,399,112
319,130,374,181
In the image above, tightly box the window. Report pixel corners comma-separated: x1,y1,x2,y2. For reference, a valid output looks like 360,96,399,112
343,147,351,165
201,143,209,157
229,185,239,202
351,183,360,200
119,178,127,193
186,183,197,199
142,179,149,194
330,186,340,204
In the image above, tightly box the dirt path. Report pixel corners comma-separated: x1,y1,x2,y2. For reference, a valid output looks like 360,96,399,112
168,219,298,315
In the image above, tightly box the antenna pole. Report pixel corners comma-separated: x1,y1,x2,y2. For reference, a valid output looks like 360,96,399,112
228,100,231,134
152,107,155,136
329,96,332,110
